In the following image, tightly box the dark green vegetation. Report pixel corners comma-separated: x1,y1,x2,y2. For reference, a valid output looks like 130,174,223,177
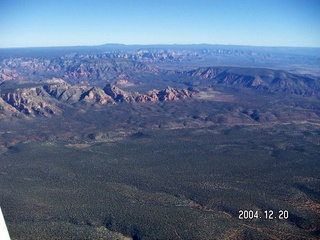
0,44,320,239
0,124,319,239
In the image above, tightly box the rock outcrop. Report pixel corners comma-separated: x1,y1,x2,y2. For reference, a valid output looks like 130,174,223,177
103,84,139,103
0,85,60,117
157,87,194,101
187,67,320,97
80,87,114,104
0,78,196,117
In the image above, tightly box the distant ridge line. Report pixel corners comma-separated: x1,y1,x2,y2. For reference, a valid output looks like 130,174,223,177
1,43,320,50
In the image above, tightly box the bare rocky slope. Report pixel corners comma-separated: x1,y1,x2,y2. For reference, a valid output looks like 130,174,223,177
185,67,320,97
0,79,195,117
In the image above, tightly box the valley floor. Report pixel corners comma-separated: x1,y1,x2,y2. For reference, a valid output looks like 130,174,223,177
0,124,319,239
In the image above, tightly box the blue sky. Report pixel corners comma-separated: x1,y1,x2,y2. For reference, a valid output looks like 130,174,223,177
0,0,319,48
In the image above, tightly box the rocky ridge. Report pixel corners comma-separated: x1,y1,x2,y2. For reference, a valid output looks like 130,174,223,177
2,45,319,85
0,78,195,117
2,54,319,99
0,58,157,84
187,67,320,97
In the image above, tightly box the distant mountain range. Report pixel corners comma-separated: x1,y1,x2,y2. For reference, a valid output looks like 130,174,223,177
1,44,319,81
0,58,156,84
0,44,319,120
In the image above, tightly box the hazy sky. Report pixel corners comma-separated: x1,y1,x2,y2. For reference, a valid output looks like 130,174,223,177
1,0,319,48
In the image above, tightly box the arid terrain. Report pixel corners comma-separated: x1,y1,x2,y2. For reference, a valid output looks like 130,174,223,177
0,44,319,239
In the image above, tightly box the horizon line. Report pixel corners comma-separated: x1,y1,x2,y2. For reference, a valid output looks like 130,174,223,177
1,43,320,50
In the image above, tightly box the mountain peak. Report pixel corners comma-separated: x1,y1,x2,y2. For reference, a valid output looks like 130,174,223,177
103,84,138,102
